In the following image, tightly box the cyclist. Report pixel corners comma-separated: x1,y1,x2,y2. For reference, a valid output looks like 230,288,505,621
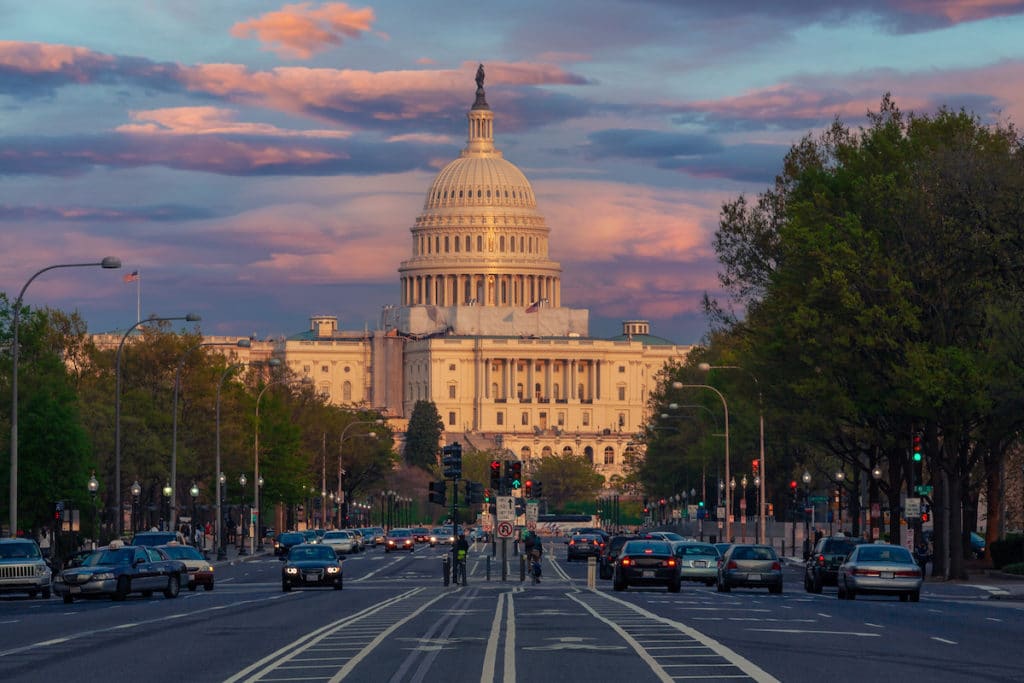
528,536,543,584
454,533,469,584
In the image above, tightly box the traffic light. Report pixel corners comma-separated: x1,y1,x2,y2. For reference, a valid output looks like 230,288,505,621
752,459,759,475
912,433,923,462
467,482,485,505
484,488,492,503
506,460,522,490
533,481,543,498
524,480,533,498
920,511,930,523
490,460,502,492
442,442,462,479
428,481,446,506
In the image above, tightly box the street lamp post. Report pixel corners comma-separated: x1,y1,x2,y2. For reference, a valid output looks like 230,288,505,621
162,482,173,531
257,476,265,551
189,482,199,546
835,470,845,534
802,470,812,557
130,480,141,534
672,381,730,541
114,312,201,535
9,256,121,537
729,478,737,541
698,363,766,544
88,472,99,548
238,474,248,555
337,420,383,528
741,475,748,542
870,466,883,541
217,473,227,559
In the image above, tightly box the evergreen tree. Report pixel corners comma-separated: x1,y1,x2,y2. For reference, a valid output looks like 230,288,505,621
404,400,443,471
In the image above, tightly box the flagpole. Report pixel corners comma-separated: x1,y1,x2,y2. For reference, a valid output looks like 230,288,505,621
136,272,141,324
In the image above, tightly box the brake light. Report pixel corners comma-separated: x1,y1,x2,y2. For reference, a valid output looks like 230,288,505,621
771,562,781,571
666,559,676,567
817,554,825,566
569,541,575,546
620,558,632,566
852,568,880,576
727,560,737,570
895,570,921,578
644,549,653,554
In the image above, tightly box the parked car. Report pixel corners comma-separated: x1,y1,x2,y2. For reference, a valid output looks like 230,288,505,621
158,544,214,591
320,530,358,556
717,544,783,594
274,532,305,556
385,528,415,552
671,541,720,585
566,533,605,561
281,544,343,591
612,539,681,593
804,535,865,593
53,541,186,603
599,535,638,580
0,538,52,599
131,530,187,547
837,543,922,602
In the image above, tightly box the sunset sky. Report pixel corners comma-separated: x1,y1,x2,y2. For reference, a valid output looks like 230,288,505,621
3,1,1024,344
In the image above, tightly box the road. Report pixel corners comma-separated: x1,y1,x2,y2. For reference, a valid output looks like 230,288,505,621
1,540,1021,682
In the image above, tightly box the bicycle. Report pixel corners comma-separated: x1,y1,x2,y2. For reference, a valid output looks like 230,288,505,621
530,548,542,584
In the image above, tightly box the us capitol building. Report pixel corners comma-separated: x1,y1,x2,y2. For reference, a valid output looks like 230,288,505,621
105,69,693,486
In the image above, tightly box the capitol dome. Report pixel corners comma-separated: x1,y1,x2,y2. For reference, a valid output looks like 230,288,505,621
398,66,562,314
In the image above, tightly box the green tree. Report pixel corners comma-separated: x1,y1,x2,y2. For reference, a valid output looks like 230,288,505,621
532,452,604,511
404,400,443,470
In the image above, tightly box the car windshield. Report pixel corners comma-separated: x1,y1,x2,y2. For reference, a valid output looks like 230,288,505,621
0,542,41,559
825,540,858,555
324,532,350,539
160,545,204,560
675,544,718,557
132,533,175,545
731,546,777,561
279,533,303,543
390,530,411,537
84,548,134,567
290,546,335,561
621,540,672,555
856,546,913,563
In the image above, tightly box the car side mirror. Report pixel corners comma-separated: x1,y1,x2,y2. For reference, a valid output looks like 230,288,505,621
135,558,146,566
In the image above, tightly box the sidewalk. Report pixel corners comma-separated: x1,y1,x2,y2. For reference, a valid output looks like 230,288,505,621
206,542,272,568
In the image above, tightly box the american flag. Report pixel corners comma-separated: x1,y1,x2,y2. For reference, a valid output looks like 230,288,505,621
525,300,540,313
122,270,139,283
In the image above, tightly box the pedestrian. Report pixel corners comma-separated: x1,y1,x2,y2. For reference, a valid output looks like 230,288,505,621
194,524,204,548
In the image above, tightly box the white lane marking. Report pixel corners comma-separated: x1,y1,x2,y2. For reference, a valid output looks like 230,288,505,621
480,594,504,683
352,554,407,582
817,613,831,618
931,637,958,645
864,623,883,628
987,617,1003,622
748,629,880,637
504,591,516,683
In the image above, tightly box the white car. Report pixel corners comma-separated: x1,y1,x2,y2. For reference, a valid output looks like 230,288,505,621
320,530,357,556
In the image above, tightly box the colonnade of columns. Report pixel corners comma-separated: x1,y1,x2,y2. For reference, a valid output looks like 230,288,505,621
482,357,602,403
402,272,559,308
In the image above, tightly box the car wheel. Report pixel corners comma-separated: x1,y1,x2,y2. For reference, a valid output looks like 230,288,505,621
837,582,846,599
112,576,129,601
63,593,74,604
811,573,823,594
282,582,291,592
769,583,783,595
163,573,180,599
205,581,214,591
909,590,920,603
668,578,681,593
804,574,813,592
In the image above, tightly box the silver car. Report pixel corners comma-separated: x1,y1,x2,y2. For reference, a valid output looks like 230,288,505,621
837,543,922,602
0,538,51,599
321,530,357,556
717,544,783,593
671,541,720,585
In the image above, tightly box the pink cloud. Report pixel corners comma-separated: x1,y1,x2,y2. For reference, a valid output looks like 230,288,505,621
230,2,375,59
896,0,1024,24
0,40,112,73
116,106,350,138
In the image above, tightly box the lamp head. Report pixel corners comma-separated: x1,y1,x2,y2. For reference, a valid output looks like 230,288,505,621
130,480,142,497
698,362,711,372
100,257,122,269
802,471,811,485
163,482,173,497
185,313,201,322
189,483,200,498
88,472,99,493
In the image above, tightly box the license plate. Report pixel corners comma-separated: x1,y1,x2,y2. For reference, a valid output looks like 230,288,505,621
881,571,894,579
747,573,761,581
642,570,655,578
693,560,707,567
304,573,319,581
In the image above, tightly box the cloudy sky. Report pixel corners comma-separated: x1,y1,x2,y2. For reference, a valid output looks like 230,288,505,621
3,1,1024,344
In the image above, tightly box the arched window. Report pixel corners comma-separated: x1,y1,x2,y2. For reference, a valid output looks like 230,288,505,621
477,235,483,251
520,446,531,459
604,447,615,465
342,381,352,402
444,235,449,252
585,445,595,464
562,445,574,456
541,446,552,457
516,383,524,399
578,383,585,400
491,382,499,398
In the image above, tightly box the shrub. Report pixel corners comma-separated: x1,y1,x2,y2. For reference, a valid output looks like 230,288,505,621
1002,562,1024,576
989,534,1024,569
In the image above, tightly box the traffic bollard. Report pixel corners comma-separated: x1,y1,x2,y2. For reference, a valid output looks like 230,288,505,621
442,555,450,587
520,554,526,582
486,555,491,581
587,556,596,588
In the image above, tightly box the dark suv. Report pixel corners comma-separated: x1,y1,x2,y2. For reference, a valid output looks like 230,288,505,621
599,535,637,580
804,536,864,593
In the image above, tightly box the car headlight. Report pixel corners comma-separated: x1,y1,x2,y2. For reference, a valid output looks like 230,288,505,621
206,566,214,572
93,572,115,580
37,565,51,577
285,567,299,575
326,566,340,574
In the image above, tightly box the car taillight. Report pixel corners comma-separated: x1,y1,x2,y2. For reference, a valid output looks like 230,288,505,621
666,559,676,567
771,562,781,571
727,560,737,570
644,549,654,554
620,558,632,566
852,568,880,576
569,541,575,545
817,554,825,566
895,570,921,577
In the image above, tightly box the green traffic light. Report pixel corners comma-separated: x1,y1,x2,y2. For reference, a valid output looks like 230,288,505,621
698,501,704,507
913,452,922,462
512,479,521,489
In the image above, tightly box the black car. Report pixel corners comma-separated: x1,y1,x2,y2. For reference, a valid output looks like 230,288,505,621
566,533,605,561
599,535,637,579
274,531,305,556
612,539,681,593
804,536,864,593
131,530,186,546
281,543,343,591
53,541,187,603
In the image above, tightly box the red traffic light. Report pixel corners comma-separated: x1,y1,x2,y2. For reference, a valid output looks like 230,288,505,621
490,460,501,472
789,480,798,490
921,512,930,523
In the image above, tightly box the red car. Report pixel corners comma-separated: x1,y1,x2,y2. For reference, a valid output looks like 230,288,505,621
385,529,415,552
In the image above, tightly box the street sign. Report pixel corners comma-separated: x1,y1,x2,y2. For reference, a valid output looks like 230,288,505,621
496,520,514,538
496,495,515,522
810,495,828,503
905,497,921,518
915,485,933,496
526,501,539,530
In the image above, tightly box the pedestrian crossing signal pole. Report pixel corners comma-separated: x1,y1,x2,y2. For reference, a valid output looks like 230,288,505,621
442,442,462,585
